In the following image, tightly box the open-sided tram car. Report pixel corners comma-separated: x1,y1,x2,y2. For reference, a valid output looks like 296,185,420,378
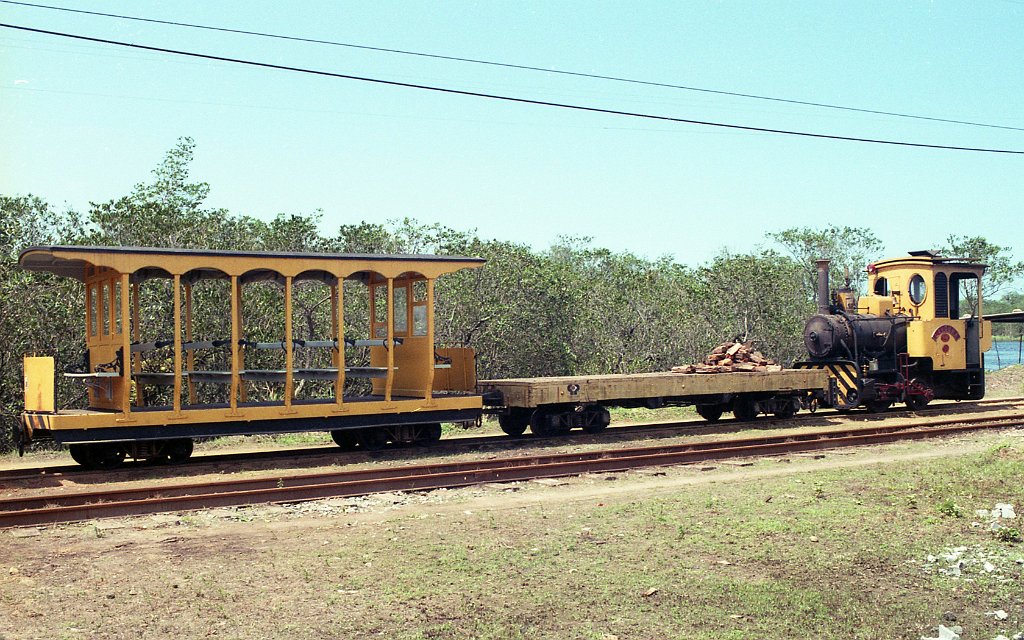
18,246,484,466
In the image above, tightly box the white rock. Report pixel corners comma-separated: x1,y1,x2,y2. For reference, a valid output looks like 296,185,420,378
994,503,1017,519
985,609,1008,620
920,624,961,640
983,561,996,573
927,555,937,563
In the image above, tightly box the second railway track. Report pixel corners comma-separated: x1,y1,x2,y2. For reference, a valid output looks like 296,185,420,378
2,412,1022,529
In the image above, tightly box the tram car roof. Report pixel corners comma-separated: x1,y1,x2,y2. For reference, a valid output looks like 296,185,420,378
19,245,486,283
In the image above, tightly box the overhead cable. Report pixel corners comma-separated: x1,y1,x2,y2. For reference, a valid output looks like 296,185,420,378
2,22,1023,155
1,0,1022,133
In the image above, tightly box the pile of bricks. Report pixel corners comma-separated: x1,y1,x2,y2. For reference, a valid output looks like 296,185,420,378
671,341,782,374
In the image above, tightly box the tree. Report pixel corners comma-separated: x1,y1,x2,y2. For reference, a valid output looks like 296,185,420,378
691,250,810,364
768,226,883,304
941,235,1024,315
0,196,86,450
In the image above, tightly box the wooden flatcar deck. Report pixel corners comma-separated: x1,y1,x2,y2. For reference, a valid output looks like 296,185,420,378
479,369,829,409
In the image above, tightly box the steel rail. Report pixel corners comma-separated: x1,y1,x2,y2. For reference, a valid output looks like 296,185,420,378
2,414,1021,528
3,396,1022,483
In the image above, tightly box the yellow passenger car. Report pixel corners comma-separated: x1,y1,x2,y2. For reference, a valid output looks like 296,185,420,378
19,246,484,467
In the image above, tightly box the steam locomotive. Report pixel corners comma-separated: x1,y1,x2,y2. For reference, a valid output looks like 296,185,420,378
796,250,996,412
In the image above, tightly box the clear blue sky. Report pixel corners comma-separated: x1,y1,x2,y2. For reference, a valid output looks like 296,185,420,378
1,1,1022,267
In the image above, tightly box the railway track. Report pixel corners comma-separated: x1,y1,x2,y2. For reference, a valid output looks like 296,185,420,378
2,412,1021,529
2,395,1022,483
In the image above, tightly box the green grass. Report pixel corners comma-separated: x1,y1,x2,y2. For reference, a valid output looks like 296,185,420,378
272,440,1024,639
609,404,697,424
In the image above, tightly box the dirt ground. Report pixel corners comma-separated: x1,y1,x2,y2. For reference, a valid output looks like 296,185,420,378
988,365,1024,397
2,429,1023,640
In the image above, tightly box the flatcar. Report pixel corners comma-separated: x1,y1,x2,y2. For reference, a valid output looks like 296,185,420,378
18,246,484,466
479,370,828,435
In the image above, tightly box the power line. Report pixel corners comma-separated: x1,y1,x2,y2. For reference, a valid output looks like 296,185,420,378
2,0,1022,134
2,22,1023,155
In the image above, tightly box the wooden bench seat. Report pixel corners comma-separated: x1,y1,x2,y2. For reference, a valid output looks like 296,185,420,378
132,364,447,385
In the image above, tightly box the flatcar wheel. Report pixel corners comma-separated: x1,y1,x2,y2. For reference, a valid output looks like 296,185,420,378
419,423,443,444
695,404,724,423
732,397,758,422
498,414,529,437
773,401,798,420
580,405,611,434
529,409,559,437
358,428,389,451
165,438,194,463
331,430,359,451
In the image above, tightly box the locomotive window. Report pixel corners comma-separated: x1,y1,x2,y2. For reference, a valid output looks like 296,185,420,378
908,274,927,305
874,277,889,296
949,272,978,318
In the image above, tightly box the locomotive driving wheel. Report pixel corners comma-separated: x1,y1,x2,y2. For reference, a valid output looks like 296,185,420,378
865,399,892,413
904,378,932,411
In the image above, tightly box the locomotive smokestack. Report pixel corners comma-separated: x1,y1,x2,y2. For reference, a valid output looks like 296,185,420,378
816,259,831,315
